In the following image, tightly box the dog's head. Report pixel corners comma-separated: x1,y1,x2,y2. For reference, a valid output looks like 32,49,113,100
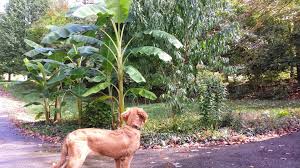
122,107,148,129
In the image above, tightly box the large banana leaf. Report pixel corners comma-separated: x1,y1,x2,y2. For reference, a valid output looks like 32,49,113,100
67,0,132,23
127,88,157,100
24,39,43,49
37,62,47,80
32,59,65,66
47,69,67,85
96,12,113,27
42,24,97,44
24,58,38,72
24,102,42,107
70,84,88,98
66,2,109,18
24,48,55,57
125,65,145,83
142,30,183,49
82,82,110,97
106,0,133,23
70,35,103,46
68,46,100,56
100,35,116,74
95,95,115,102
86,75,106,83
70,67,87,79
130,46,172,62
48,51,67,62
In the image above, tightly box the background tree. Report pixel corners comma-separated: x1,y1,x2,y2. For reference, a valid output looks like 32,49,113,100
128,0,239,116
26,4,72,43
229,0,300,85
0,0,49,81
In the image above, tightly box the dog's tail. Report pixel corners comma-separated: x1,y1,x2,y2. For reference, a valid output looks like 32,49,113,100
52,138,68,168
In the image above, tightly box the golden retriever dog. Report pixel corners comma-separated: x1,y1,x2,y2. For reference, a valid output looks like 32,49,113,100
52,107,148,168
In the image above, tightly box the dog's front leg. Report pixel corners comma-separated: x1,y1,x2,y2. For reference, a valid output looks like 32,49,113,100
120,155,133,168
115,159,121,168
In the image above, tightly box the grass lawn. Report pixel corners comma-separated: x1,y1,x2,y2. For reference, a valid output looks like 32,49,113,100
5,82,300,119
228,99,300,114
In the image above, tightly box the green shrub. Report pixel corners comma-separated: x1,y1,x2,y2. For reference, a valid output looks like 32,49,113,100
196,70,227,129
162,67,190,115
82,100,112,129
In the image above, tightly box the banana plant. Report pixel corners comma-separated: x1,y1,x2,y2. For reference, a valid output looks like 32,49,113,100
23,58,67,123
67,0,183,127
24,24,99,125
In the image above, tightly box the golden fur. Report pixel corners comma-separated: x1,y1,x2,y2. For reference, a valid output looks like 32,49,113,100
52,107,148,168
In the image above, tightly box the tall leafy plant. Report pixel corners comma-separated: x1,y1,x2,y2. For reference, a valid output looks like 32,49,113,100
68,0,182,127
23,57,66,122
129,0,239,116
24,24,99,125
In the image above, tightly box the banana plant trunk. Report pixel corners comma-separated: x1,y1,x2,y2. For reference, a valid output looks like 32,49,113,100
54,97,62,122
77,97,83,127
108,86,116,129
43,98,50,122
116,25,125,128
117,71,124,128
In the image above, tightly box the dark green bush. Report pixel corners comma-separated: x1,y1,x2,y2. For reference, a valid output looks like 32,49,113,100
82,100,112,129
196,70,227,129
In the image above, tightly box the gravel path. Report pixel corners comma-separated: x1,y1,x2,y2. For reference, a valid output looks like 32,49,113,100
0,87,299,168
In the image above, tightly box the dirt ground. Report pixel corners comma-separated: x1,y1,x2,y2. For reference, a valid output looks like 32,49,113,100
0,88,299,168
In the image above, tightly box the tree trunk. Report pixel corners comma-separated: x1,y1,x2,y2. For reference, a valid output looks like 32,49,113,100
8,73,11,82
290,65,294,79
297,64,300,85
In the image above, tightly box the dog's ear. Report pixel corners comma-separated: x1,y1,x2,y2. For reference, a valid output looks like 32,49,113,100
137,108,148,123
122,109,131,122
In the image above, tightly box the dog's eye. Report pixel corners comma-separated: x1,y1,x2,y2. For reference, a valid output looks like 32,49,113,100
138,114,145,120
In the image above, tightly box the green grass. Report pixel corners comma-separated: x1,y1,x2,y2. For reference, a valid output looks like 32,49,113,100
3,81,300,120
227,99,300,114
2,82,300,137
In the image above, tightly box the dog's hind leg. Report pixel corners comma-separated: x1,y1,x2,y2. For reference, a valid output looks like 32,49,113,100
65,144,89,168
52,139,69,168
